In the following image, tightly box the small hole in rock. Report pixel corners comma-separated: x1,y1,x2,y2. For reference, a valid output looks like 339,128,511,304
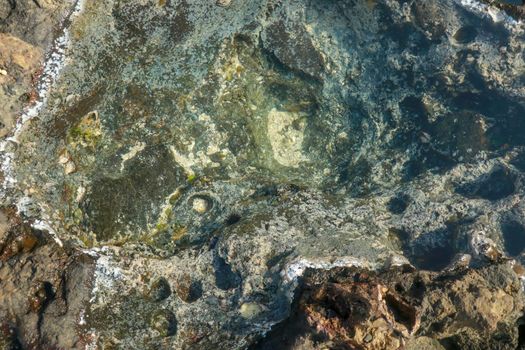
388,194,411,214
453,26,477,44
225,213,241,226
501,220,525,257
385,293,417,331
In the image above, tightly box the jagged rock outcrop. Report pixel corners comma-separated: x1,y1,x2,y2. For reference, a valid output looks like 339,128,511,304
255,263,525,349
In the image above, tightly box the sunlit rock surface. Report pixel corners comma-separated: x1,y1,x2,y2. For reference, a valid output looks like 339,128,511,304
1,0,525,348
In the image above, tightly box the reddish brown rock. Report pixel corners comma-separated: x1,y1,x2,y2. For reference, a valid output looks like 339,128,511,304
0,207,95,349
255,263,525,350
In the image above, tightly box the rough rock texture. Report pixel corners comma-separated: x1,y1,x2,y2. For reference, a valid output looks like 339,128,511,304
255,263,525,349
0,2,95,349
0,0,73,46
0,206,94,349
1,0,525,349
0,0,74,136
0,33,42,137
480,0,525,19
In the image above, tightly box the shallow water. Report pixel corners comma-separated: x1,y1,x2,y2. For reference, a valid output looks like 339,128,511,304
9,0,524,246
3,0,525,347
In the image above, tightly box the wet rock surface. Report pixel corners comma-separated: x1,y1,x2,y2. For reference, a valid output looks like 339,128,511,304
1,0,525,349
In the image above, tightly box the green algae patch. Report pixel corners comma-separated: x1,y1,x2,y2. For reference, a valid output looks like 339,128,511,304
79,144,186,242
67,111,102,148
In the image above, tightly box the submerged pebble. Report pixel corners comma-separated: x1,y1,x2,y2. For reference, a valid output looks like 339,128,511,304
216,0,231,7
239,302,263,319
191,197,211,214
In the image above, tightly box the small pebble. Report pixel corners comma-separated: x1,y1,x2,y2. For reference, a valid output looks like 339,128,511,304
239,302,263,319
58,150,71,164
216,0,231,7
191,196,211,214
65,94,77,105
64,161,77,175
